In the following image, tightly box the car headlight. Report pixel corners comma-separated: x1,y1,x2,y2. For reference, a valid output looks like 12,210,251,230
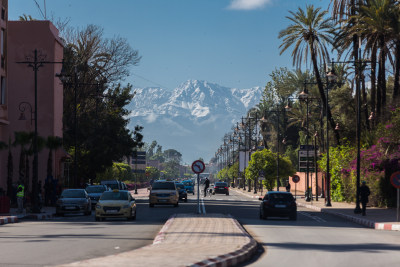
122,204,130,209
95,205,101,209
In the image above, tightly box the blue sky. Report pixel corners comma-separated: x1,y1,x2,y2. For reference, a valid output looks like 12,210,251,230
9,0,330,90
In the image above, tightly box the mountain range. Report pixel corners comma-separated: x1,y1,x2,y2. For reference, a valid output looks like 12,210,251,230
127,80,263,164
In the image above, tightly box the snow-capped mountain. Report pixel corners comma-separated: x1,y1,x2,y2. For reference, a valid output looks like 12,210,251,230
127,80,263,164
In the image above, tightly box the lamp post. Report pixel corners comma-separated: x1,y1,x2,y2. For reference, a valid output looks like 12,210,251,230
286,84,321,201
17,49,63,213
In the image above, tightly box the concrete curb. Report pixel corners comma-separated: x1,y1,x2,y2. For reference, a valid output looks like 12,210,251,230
0,216,18,225
296,202,400,231
190,214,258,267
153,214,176,244
24,213,54,220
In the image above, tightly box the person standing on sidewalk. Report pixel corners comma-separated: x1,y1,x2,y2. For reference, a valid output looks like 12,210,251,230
16,181,24,213
360,181,370,216
286,181,291,192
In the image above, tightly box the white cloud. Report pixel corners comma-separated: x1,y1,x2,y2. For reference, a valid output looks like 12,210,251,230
227,0,272,10
145,113,158,123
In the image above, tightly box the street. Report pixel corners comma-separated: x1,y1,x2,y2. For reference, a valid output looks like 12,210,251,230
1,189,400,266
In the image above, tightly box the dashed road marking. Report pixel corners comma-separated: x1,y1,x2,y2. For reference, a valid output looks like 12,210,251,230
299,211,327,222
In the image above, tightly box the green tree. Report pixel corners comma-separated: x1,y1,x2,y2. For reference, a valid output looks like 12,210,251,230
145,166,160,180
245,149,296,191
279,5,340,144
46,136,63,178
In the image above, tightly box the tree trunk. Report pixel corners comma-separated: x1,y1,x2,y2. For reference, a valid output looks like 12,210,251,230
378,36,387,117
393,40,400,101
310,46,340,145
370,45,377,119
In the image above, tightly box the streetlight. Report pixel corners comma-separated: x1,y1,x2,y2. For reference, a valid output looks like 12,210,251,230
17,49,63,213
56,63,102,188
325,66,338,207
286,84,321,201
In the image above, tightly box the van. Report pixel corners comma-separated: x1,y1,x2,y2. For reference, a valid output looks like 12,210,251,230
100,180,121,190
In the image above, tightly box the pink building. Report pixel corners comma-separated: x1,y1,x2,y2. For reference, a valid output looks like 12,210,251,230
0,20,65,195
0,0,9,194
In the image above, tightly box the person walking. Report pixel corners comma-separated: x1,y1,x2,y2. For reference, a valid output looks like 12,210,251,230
203,177,210,197
16,181,24,213
360,181,371,216
286,181,291,192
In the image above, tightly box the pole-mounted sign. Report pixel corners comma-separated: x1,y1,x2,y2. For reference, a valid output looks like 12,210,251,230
192,160,205,214
192,160,205,174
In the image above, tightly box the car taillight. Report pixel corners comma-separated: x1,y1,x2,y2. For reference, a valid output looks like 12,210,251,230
264,200,273,207
224,187,228,190
214,186,217,189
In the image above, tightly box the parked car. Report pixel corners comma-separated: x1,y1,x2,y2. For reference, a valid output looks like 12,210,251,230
100,180,122,190
259,191,297,220
182,180,195,195
85,185,110,209
213,182,229,195
56,189,91,216
149,181,179,207
175,182,188,202
95,190,137,221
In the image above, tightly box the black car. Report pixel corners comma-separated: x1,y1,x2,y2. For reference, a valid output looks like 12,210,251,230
213,182,229,195
175,182,188,202
56,189,91,216
259,191,297,220
85,185,110,209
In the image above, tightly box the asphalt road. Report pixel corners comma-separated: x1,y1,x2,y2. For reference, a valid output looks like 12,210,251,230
1,188,400,267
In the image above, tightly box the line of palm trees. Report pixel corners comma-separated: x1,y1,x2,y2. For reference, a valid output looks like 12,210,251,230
0,132,62,200
277,0,400,145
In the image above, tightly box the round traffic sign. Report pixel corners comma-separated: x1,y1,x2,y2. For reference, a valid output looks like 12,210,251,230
191,160,205,174
292,175,300,183
390,171,400,189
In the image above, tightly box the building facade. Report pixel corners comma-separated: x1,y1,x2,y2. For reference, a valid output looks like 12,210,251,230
0,19,65,197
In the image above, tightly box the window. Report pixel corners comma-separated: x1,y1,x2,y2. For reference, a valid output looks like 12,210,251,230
1,7,5,21
1,29,4,68
0,76,5,105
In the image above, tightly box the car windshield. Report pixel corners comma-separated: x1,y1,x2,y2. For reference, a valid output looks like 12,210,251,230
152,182,176,190
215,183,227,187
61,190,85,198
105,183,119,190
86,186,106,193
183,181,193,186
175,183,184,189
269,193,293,201
100,191,129,201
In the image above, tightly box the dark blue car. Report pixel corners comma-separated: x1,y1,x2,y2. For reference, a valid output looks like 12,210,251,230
175,182,188,202
182,180,195,195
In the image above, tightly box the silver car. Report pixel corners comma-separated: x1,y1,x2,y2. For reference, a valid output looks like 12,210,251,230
56,189,91,216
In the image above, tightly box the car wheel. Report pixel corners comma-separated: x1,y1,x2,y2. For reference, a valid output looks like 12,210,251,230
95,216,100,222
184,198,188,203
85,209,91,216
289,212,297,221
132,209,136,220
174,202,179,207
193,192,195,195
149,203,154,208
226,193,229,196
260,208,267,220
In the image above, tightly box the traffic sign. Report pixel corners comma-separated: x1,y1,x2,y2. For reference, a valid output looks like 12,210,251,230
191,160,205,174
292,175,300,183
390,171,400,189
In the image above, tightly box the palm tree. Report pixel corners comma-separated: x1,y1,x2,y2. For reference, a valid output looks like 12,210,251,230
13,132,33,191
46,136,63,178
278,5,340,144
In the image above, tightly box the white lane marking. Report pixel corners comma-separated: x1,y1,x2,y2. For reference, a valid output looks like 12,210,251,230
200,197,206,214
299,211,327,222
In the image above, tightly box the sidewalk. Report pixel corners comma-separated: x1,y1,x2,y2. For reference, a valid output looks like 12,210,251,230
57,213,258,267
232,187,400,231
